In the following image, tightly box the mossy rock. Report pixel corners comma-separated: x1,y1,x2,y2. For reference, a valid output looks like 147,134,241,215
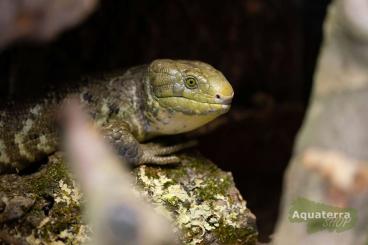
0,151,258,245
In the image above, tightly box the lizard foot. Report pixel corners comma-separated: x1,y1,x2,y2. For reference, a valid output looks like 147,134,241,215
139,140,197,165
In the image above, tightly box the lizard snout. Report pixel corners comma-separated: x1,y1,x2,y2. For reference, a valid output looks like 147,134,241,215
214,92,234,105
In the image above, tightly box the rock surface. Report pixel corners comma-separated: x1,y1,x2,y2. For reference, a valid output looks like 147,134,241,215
0,151,257,245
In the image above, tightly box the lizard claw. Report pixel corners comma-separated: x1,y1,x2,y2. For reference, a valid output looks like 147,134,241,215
139,140,197,165
139,155,181,165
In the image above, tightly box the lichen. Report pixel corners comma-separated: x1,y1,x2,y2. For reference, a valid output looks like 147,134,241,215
134,152,258,245
53,179,82,206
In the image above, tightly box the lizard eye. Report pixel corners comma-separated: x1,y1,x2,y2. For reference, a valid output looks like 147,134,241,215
184,76,198,89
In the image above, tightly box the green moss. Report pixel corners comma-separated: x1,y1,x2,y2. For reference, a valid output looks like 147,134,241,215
194,172,232,201
28,157,71,194
214,220,258,245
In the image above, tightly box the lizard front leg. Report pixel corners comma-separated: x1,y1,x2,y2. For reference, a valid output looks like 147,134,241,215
102,122,196,166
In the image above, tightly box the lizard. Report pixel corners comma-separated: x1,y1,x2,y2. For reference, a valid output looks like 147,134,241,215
0,59,234,173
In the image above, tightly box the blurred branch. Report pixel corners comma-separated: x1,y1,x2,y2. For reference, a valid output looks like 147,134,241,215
60,100,178,245
0,0,98,49
273,0,368,244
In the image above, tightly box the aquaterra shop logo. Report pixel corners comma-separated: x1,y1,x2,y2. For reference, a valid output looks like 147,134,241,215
288,197,357,233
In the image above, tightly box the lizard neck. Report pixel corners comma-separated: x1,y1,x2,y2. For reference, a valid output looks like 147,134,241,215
105,67,153,142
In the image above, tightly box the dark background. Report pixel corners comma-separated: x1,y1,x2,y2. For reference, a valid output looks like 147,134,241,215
0,0,331,242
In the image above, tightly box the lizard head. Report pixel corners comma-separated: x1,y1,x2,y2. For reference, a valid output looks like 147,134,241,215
146,59,234,134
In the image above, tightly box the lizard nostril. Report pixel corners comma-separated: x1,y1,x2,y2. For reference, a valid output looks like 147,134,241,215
216,94,221,99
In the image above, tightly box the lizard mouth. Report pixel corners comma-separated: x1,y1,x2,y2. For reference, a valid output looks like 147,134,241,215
155,96,231,115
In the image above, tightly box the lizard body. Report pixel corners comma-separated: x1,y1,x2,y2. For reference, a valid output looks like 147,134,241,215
0,59,233,172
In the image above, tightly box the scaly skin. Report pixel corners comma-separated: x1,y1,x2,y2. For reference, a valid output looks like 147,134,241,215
0,59,233,173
